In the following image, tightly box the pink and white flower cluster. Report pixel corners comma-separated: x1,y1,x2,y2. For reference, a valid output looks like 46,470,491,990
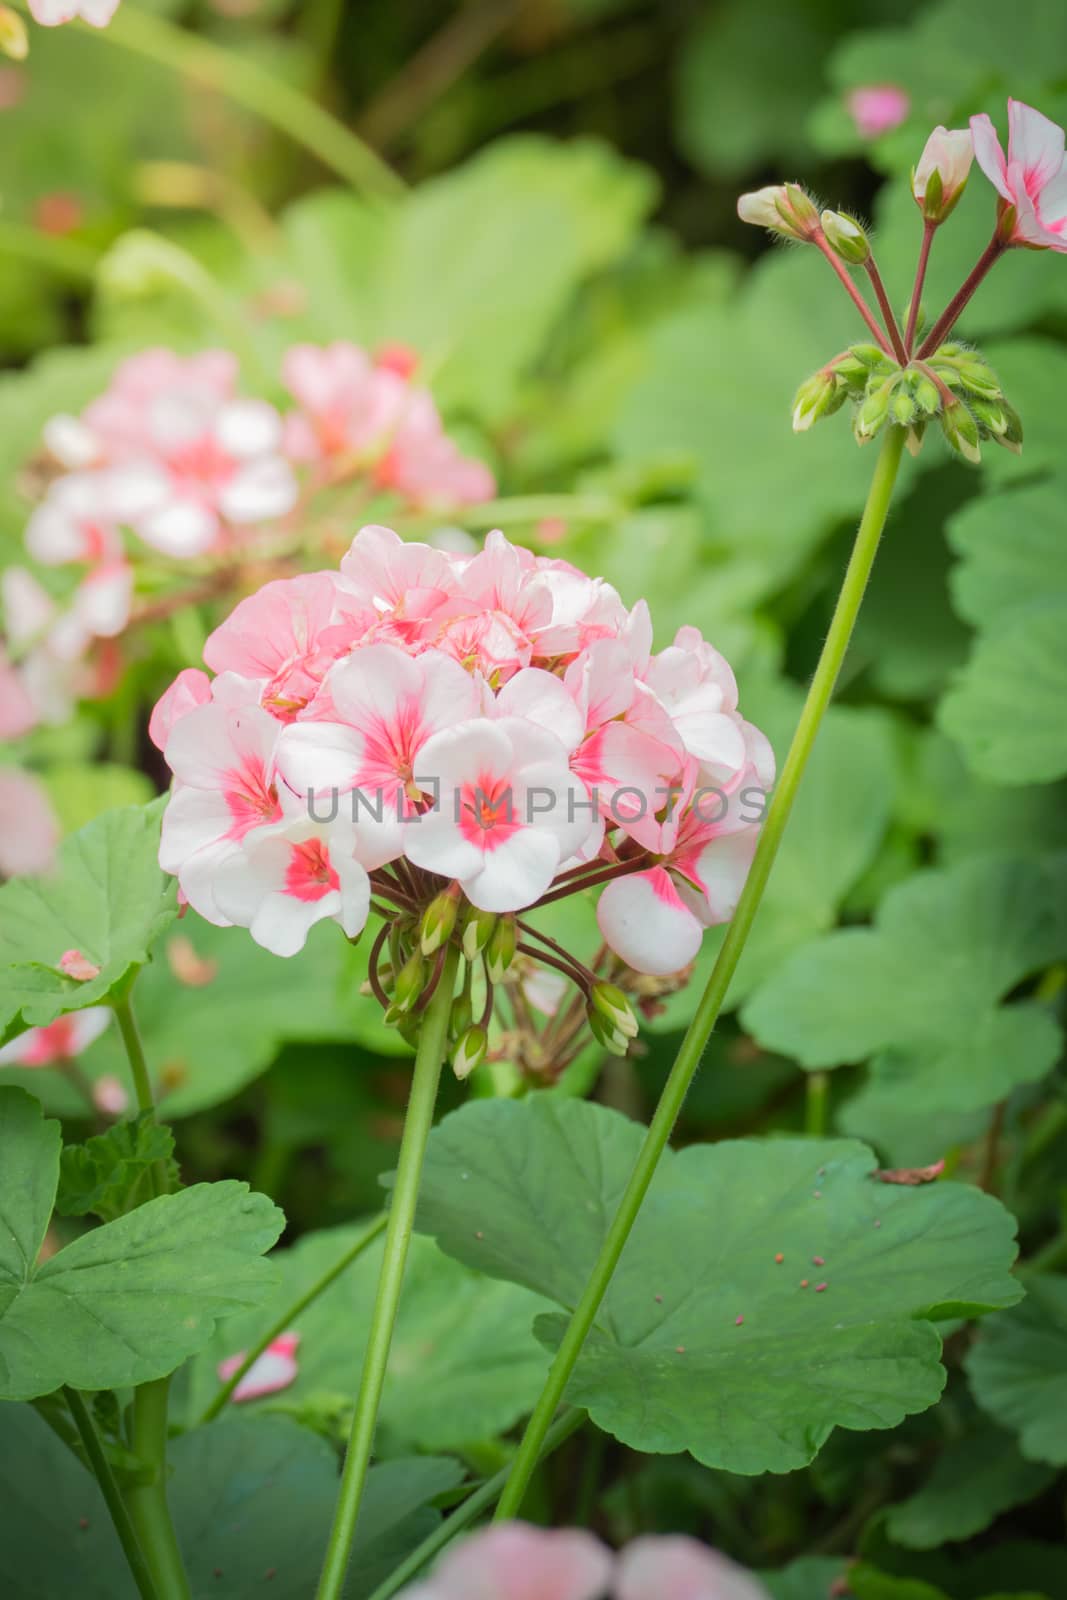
153,524,772,976
396,1522,769,1600
27,0,119,26
10,344,494,735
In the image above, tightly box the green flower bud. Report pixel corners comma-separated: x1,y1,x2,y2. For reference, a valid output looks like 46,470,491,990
736,183,819,242
913,374,941,415
587,1006,630,1058
855,379,894,442
591,982,639,1040
954,358,1002,400
820,209,870,264
850,343,892,370
450,990,474,1040
971,396,1023,453
792,370,846,433
452,1025,488,1082
461,907,497,961
392,948,426,1014
940,400,981,465
420,886,460,956
486,916,517,984
891,386,917,426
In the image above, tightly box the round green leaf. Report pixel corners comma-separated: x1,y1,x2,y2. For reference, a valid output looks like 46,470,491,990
181,1225,551,1453
743,856,1067,1112
414,1097,1021,1474
0,800,176,1046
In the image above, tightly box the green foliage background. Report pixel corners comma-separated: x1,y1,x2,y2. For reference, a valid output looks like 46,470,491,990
2,1,1067,1595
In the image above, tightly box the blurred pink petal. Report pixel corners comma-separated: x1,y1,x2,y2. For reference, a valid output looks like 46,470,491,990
847,84,910,139
0,768,59,878
407,1524,613,1600
218,1331,301,1402
92,1074,129,1116
617,1538,770,1600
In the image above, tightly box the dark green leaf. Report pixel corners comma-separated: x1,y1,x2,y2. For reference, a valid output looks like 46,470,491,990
414,1097,1021,1474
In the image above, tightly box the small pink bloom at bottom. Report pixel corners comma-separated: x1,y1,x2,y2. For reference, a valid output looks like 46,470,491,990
217,1332,301,1402
396,1524,771,1600
399,1523,613,1600
616,1536,770,1600
27,0,120,26
847,84,910,139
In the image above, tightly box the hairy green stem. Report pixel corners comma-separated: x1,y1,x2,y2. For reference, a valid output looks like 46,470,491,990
365,1410,586,1600
316,943,461,1600
22,1,405,200
124,1381,190,1600
494,424,907,1520
199,1213,388,1424
64,1388,159,1600
111,986,190,1600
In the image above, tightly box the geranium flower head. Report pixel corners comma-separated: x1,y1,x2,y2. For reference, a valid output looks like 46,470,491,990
154,525,770,1073
971,98,1067,250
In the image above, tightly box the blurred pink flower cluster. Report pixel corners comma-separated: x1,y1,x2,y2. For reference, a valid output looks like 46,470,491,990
152,525,771,974
27,0,119,26
4,345,494,739
396,1522,769,1600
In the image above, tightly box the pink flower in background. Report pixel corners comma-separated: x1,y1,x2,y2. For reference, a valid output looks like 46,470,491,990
0,1008,111,1067
92,1074,129,1116
0,652,37,739
75,350,297,557
396,1522,769,1600
971,98,1067,250
27,0,120,26
218,1332,301,1403
616,1536,771,1600
847,84,910,139
283,341,495,509
0,768,59,878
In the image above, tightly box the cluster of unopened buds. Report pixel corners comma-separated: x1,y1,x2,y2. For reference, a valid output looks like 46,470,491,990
739,98,1067,461
152,523,771,1080
1,342,494,734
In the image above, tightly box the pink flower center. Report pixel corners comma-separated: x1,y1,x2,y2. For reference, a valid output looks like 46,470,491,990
283,838,339,902
166,434,237,496
458,773,521,851
23,1017,78,1065
224,761,282,839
